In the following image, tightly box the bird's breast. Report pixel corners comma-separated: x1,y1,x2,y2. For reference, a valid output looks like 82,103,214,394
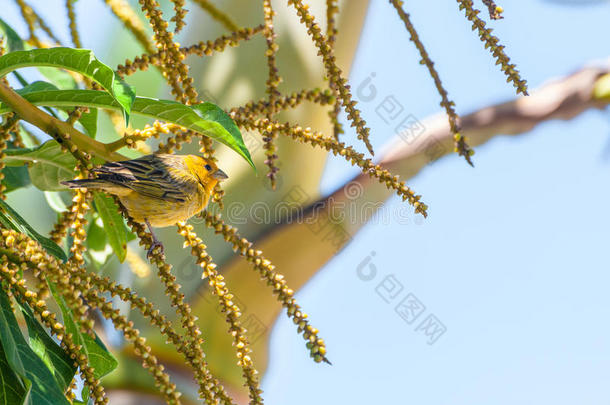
119,188,207,228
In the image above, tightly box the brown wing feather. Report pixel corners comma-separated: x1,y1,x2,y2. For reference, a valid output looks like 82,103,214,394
92,154,196,203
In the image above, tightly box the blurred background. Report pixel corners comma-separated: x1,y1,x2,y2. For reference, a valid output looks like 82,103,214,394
2,0,610,404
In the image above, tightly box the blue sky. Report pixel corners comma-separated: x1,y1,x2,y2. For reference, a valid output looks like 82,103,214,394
2,1,609,404
264,1,610,404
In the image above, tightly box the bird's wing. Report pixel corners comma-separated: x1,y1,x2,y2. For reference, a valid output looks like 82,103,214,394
93,155,195,203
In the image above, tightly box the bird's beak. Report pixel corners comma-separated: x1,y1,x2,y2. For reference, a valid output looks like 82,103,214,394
212,168,228,181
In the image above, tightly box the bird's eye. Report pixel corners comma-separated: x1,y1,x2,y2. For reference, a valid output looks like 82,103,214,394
204,164,212,171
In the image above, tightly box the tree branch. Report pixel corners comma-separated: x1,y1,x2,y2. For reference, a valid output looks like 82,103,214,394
381,64,608,171
0,82,125,162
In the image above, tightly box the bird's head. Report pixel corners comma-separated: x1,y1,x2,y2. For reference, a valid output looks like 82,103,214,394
185,155,228,192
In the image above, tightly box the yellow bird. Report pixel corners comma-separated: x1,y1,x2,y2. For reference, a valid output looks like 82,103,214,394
62,154,228,256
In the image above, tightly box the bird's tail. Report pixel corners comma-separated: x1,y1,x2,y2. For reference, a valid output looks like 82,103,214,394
61,179,131,196
61,179,109,190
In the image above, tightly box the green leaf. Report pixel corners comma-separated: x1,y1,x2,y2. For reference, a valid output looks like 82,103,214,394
11,70,30,88
72,388,91,405
78,107,98,139
0,198,67,262
92,193,126,262
37,67,78,90
0,48,136,124
0,89,255,168
0,340,27,405
0,18,77,97
43,192,69,213
47,282,118,382
12,78,60,120
0,288,71,405
86,218,107,252
0,19,77,92
190,102,252,168
0,18,25,53
125,223,136,242
19,302,77,392
16,125,41,148
16,81,59,95
3,140,77,191
16,81,97,137
15,81,62,120
1,166,30,193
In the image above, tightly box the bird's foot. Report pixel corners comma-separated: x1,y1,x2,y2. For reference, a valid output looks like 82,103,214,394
144,218,164,260
146,240,164,259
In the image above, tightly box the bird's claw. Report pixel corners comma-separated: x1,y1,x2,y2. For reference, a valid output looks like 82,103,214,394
147,240,164,259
